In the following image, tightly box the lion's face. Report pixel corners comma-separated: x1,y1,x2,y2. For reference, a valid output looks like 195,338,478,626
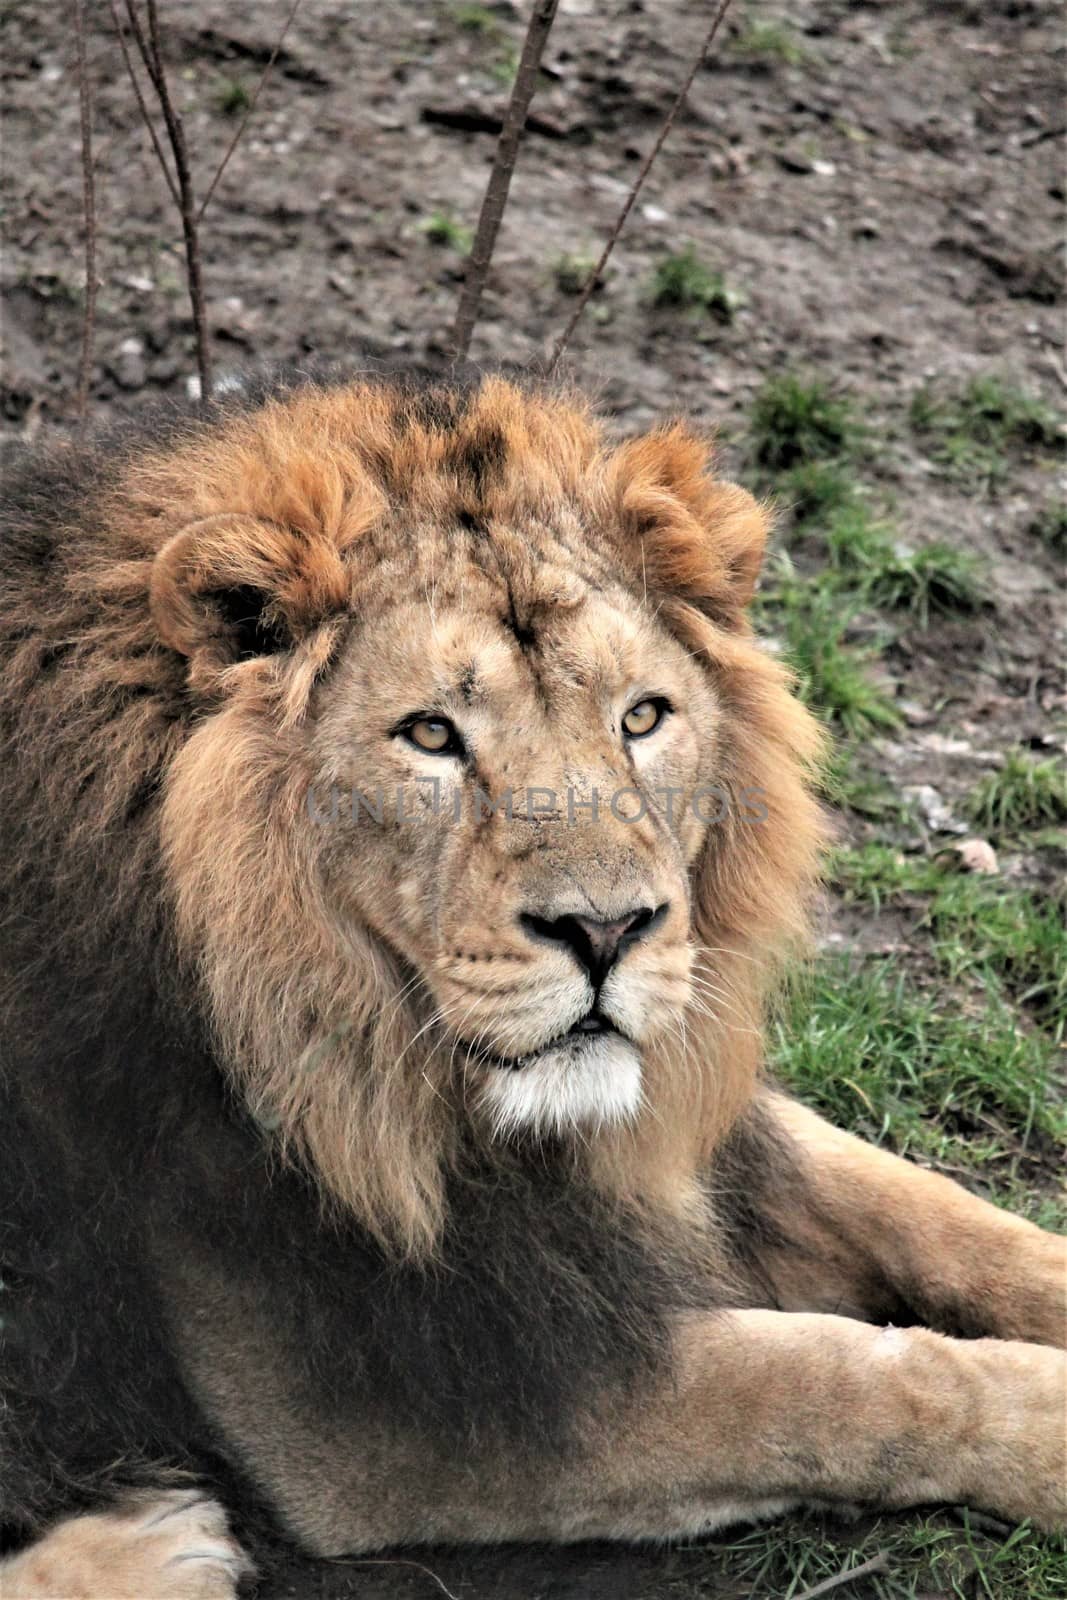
310,539,722,1136
147,375,823,1248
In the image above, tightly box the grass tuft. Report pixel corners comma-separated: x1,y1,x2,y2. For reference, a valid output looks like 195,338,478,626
777,459,857,526
710,1508,1067,1600
751,374,859,470
553,250,596,296
967,752,1067,837
488,47,519,85
910,376,1063,488
451,2,497,31
831,845,1067,1024
216,77,251,116
868,538,985,621
820,747,913,820
772,959,1063,1163
729,19,810,68
757,571,899,736
648,247,741,320
420,211,472,253
825,504,986,624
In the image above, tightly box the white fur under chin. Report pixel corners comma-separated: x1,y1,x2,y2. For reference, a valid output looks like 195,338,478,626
479,1033,644,1139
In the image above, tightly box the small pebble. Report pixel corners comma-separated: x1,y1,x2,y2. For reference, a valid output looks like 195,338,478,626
952,839,1000,875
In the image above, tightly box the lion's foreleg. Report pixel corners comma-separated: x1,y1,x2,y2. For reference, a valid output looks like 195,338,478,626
555,1311,1065,1539
755,1093,1067,1349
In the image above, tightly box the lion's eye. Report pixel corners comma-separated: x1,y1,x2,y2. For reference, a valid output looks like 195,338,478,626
399,716,464,756
622,698,669,739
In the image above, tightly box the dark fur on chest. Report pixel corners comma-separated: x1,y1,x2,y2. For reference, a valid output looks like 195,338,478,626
0,963,712,1545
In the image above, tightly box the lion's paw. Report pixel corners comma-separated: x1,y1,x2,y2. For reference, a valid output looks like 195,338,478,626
0,1489,253,1600
979,1342,1067,1532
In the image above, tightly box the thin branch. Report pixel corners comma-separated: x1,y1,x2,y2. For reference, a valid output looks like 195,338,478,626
75,0,98,425
449,0,560,362
139,0,213,400
121,0,163,97
198,0,302,223
107,0,180,207
792,1550,890,1600
546,0,735,375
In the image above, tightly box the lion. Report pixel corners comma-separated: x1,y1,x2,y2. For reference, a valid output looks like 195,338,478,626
0,369,1063,1599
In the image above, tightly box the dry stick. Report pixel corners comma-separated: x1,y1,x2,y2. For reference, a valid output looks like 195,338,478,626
106,0,180,207
546,0,734,376
144,0,213,398
75,0,98,426
449,0,560,362
122,0,213,400
791,1550,891,1600
197,0,302,223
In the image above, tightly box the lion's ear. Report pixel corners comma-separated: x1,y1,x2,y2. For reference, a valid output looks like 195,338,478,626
150,514,352,690
608,424,768,626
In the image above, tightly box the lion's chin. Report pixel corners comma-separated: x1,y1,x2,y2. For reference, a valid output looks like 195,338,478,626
478,1032,643,1140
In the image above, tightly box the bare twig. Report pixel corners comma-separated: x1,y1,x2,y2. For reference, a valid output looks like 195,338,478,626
449,0,560,362
791,1550,891,1600
75,0,98,425
123,0,213,399
197,0,302,223
107,0,180,207
120,0,157,81
546,0,735,375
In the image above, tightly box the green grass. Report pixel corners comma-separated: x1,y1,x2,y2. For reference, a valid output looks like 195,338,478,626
824,503,986,623
820,747,914,820
553,250,596,296
830,843,942,906
772,959,1063,1167
216,77,251,116
928,881,1067,1021
420,211,472,253
776,488,986,623
831,845,1067,1025
909,376,1063,488
488,47,519,85
451,2,497,31
992,1179,1067,1232
728,19,811,68
648,247,741,320
758,376,987,625
777,459,859,526
751,374,860,470
708,1509,1066,1600
863,538,984,621
734,787,1067,1600
757,568,899,735
740,364,1064,1600
751,373,992,775
967,752,1067,838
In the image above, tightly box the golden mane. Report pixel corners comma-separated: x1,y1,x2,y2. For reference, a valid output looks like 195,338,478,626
3,374,827,1258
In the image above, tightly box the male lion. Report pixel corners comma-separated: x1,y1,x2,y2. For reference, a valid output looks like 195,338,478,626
1,370,1063,1598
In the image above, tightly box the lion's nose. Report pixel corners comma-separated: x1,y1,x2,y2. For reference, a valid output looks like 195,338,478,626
519,904,668,987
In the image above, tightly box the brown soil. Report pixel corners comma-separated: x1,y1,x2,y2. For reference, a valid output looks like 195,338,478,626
2,1,1063,1595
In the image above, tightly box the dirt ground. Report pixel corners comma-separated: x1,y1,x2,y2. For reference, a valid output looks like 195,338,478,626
1,1,1064,1596
2,0,1063,839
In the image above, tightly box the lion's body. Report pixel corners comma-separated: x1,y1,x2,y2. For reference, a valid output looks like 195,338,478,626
1,370,1063,1595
